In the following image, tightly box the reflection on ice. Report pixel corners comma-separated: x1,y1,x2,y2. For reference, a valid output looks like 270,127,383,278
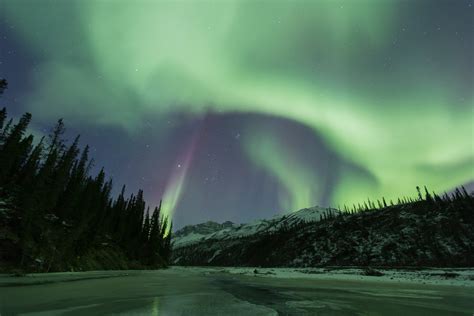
151,297,160,316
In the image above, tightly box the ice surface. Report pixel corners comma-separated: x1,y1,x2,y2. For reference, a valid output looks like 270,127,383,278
0,267,472,315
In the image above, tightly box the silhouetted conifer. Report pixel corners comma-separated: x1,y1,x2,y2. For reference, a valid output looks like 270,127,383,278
0,118,13,144
0,108,6,130
0,79,7,95
0,108,172,271
0,112,32,183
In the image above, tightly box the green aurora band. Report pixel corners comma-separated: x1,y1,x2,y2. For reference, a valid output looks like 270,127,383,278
2,1,473,217
244,129,320,211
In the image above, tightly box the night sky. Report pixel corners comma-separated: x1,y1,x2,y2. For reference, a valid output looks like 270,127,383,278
1,0,473,228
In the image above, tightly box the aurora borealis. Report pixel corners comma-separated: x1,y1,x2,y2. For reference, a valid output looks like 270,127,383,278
1,0,473,227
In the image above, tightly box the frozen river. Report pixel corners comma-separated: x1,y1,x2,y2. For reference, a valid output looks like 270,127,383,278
0,267,472,315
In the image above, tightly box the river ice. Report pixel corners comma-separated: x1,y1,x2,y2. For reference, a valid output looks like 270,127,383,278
0,267,472,315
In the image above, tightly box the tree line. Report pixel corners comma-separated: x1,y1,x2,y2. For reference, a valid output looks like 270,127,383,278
320,185,473,221
0,81,171,272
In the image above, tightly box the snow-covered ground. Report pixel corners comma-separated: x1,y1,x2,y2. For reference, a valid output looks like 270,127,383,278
1,267,472,315
191,266,474,287
2,266,471,288
173,206,334,248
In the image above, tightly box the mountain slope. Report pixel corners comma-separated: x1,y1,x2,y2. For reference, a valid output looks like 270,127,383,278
173,206,335,249
172,192,474,267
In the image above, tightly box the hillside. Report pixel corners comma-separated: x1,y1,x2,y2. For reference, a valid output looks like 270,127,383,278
173,206,335,249
172,189,474,267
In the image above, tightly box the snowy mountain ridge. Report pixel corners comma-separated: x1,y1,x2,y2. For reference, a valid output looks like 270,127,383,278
172,194,474,267
173,206,337,249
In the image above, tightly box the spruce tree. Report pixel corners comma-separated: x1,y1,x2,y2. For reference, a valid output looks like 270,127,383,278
0,118,13,144
48,135,80,215
0,79,7,95
0,107,6,130
149,204,162,265
48,118,65,155
5,134,34,184
0,107,172,271
0,112,32,184
17,137,44,188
